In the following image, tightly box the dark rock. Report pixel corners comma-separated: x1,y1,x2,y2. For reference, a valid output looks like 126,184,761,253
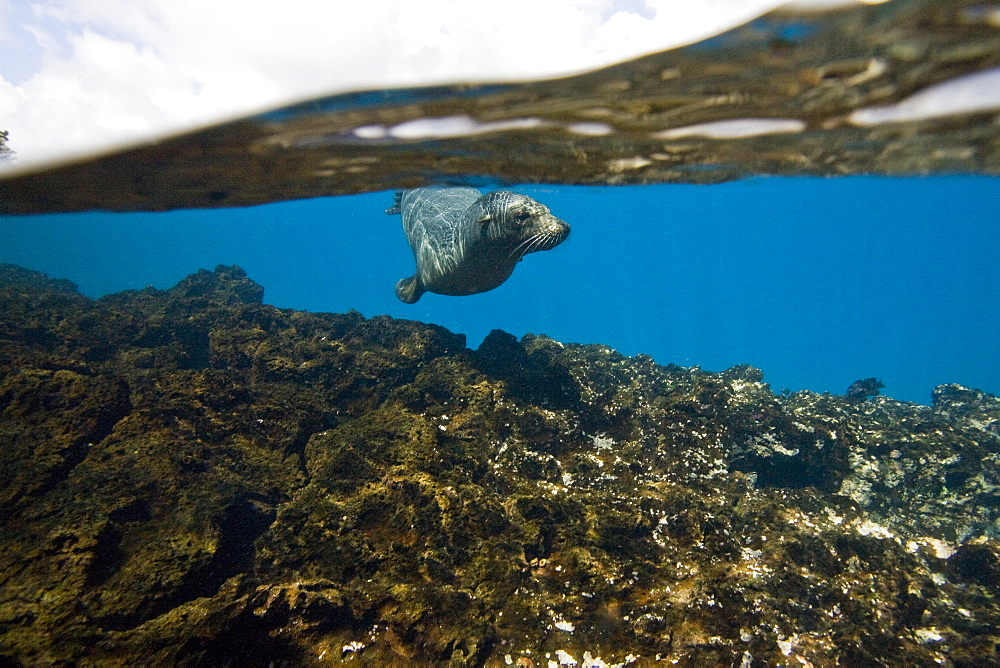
846,377,885,400
2,264,1000,665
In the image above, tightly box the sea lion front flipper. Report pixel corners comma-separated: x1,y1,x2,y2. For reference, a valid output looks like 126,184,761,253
385,191,404,215
395,276,424,303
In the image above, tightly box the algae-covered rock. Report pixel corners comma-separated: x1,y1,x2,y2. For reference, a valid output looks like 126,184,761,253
1,263,1000,666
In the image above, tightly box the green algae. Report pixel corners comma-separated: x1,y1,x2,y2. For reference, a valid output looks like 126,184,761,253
1,263,1000,666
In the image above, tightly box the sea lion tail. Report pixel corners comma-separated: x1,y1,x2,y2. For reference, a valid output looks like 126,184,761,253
395,276,423,303
386,191,404,215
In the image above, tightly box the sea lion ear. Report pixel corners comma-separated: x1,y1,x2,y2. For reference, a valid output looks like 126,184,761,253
478,214,493,225
395,276,423,303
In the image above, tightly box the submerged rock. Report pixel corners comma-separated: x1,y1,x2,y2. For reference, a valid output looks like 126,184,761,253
846,377,885,400
1,263,999,665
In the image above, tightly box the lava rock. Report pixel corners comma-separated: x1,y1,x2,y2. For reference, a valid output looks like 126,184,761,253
1,264,999,666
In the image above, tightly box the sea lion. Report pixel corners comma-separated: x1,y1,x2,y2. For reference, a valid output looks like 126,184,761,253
387,187,570,304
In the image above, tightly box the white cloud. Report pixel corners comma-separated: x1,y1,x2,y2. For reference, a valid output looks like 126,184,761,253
0,0,790,166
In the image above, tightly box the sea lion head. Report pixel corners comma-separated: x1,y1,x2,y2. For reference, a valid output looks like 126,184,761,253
469,191,570,258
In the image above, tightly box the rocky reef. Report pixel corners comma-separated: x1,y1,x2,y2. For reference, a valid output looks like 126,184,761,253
2,263,1000,666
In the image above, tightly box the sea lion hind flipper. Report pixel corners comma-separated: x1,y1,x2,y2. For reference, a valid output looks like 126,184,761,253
395,276,423,303
386,191,404,215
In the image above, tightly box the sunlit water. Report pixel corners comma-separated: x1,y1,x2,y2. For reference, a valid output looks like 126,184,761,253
2,175,996,404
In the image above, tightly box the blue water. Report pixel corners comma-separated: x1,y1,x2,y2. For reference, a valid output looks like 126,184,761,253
1,176,997,404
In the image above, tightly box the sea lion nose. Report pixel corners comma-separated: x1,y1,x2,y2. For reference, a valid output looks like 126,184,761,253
547,214,570,235
538,215,570,248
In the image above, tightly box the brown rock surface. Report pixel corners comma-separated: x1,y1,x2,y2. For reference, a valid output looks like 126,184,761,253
1,264,999,665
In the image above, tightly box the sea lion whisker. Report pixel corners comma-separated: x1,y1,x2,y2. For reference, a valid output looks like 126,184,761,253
522,236,543,257
529,234,548,254
529,232,553,254
524,233,546,254
506,234,541,260
504,241,526,262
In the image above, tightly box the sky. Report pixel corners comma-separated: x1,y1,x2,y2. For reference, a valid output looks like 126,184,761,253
0,0,806,165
